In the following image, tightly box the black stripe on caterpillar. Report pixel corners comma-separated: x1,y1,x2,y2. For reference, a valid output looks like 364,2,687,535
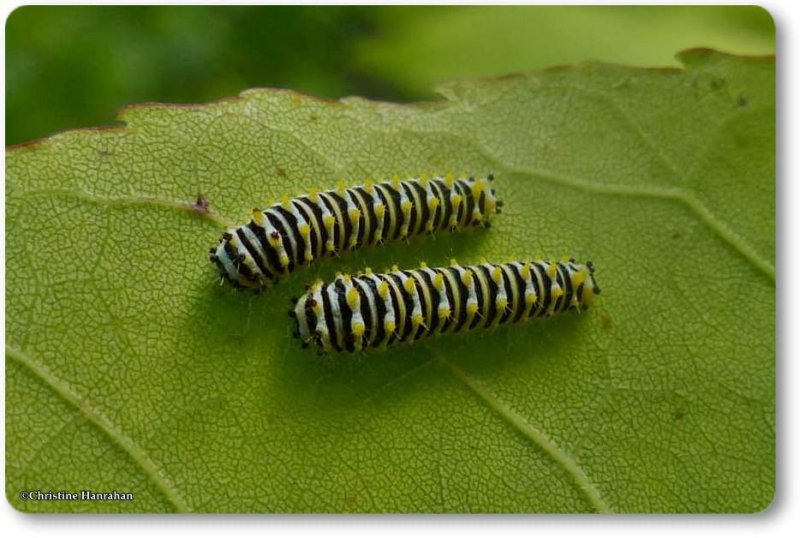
290,259,600,353
209,173,500,290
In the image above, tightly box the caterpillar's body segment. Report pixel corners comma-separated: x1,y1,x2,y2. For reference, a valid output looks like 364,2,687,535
291,260,600,353
210,174,499,290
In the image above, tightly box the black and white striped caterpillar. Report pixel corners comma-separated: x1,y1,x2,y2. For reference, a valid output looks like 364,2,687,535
209,173,500,290
290,259,600,352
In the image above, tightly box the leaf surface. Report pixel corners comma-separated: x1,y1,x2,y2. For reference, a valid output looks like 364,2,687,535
5,50,774,513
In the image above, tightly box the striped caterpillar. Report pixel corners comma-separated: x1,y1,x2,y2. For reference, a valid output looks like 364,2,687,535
290,259,600,353
210,173,499,290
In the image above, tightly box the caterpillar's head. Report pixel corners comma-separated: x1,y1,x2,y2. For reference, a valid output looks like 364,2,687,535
289,288,323,350
209,230,264,290
580,261,601,305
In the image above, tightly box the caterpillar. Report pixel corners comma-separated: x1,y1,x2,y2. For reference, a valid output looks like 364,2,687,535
209,173,500,290
290,259,600,353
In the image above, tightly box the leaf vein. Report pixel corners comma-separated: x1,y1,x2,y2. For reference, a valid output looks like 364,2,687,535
6,345,191,512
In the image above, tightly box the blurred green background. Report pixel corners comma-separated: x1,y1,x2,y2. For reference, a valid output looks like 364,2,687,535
5,5,774,146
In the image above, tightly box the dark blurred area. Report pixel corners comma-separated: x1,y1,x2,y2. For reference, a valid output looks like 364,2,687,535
5,5,774,146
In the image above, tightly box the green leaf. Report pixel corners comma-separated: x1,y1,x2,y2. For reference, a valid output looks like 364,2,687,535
5,49,774,513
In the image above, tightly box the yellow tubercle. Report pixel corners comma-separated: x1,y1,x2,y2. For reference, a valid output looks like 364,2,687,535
411,313,424,327
378,281,390,299
299,223,311,237
551,286,565,299
471,179,485,197
466,302,479,316
521,263,531,279
304,251,314,262
347,288,361,310
525,292,538,306
472,209,484,222
308,186,319,202
496,297,508,311
420,171,430,184
373,231,383,243
546,263,557,279
251,208,266,227
461,270,474,286
281,195,291,209
401,200,413,214
352,321,365,338
572,269,587,287
450,258,459,266
390,264,400,272
452,194,463,206
349,207,361,223
491,266,503,284
326,242,336,252
438,306,451,320
323,214,336,228
404,278,417,294
445,171,455,187
427,196,440,211
375,203,386,218
279,253,290,267
391,174,401,188
337,178,346,194
419,261,428,269
433,273,444,289
384,319,396,333
348,237,358,248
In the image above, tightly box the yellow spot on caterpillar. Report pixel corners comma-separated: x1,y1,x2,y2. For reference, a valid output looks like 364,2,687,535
337,179,346,194
349,207,361,222
251,208,266,227
448,215,459,228
299,223,311,237
411,313,424,327
309,186,319,202
348,237,358,248
268,232,281,246
491,266,503,284
365,177,374,193
420,171,430,183
438,306,451,319
390,264,399,272
472,208,483,222
427,196,440,211
373,231,383,243
352,321,365,338
572,269,587,287
375,203,386,218
279,253,290,267
323,214,335,228
526,292,538,306
521,263,531,279
347,288,361,310
445,171,455,187
364,267,373,275
419,261,428,269
401,200,413,214
326,241,335,252
467,302,479,316
552,286,564,299
392,174,401,188
547,263,557,279
404,278,416,294
450,258,458,266
452,194,463,206
282,195,291,209
312,302,323,315
434,273,444,289
384,319,396,333
461,270,473,286
304,251,314,262
471,179,485,197
378,281,390,299
496,297,508,311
